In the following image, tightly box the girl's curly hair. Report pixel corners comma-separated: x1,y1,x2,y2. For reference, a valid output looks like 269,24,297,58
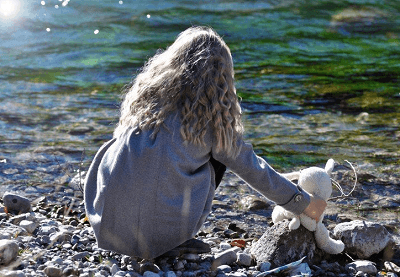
114,26,244,158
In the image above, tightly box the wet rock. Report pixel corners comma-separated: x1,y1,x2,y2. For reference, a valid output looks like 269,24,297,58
250,220,322,267
346,260,377,275
333,220,393,259
2,193,31,214
0,239,19,265
330,7,393,34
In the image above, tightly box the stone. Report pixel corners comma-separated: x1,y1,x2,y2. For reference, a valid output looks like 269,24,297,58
250,220,323,267
110,263,120,275
258,262,271,272
385,261,400,274
345,260,377,275
211,248,239,271
217,265,232,273
72,251,90,261
139,262,160,274
2,193,31,214
333,220,393,259
0,239,19,265
143,272,159,277
0,270,26,277
165,271,177,277
182,253,200,262
236,252,252,267
43,266,63,277
19,220,38,233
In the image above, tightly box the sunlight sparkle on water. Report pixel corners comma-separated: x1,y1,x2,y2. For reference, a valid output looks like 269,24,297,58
0,0,20,18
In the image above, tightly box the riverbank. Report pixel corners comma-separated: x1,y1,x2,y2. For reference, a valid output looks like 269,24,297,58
0,163,399,276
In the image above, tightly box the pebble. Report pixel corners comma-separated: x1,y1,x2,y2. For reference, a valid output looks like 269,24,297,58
0,239,19,265
346,260,378,275
2,193,31,214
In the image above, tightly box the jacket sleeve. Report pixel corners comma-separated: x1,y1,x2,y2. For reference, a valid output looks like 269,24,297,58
211,138,310,215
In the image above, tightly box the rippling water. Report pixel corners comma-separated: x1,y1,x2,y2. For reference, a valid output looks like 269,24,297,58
1,0,399,185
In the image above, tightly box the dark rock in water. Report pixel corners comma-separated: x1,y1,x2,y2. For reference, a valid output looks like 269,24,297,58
333,220,393,259
330,7,394,34
250,220,325,267
2,193,31,214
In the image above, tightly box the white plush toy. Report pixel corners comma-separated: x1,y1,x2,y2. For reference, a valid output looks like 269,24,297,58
272,159,345,255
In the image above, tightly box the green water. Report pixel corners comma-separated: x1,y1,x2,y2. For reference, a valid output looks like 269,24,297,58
0,0,399,185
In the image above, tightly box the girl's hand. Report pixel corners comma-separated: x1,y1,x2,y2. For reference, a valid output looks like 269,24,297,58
302,195,327,221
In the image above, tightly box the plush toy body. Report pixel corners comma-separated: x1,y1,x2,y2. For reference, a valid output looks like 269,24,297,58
272,159,344,255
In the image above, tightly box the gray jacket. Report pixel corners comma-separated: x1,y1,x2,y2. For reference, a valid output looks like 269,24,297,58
84,112,310,259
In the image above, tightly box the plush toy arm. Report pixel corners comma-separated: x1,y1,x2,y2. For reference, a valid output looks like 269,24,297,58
315,222,344,254
272,206,300,230
299,213,317,231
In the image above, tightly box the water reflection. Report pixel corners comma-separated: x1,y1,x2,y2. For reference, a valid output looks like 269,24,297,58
0,0,20,18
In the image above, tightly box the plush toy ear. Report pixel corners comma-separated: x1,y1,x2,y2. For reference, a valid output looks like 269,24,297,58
325,159,335,176
282,171,300,181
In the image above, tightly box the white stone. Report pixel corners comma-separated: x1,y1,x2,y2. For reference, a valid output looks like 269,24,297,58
236,252,252,266
111,263,120,275
0,270,26,277
19,220,38,233
211,248,238,271
220,242,231,250
217,265,232,273
346,260,377,275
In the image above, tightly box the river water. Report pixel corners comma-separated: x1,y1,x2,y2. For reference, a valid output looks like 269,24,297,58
0,0,399,186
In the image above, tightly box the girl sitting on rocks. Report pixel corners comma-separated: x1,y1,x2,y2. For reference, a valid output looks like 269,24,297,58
84,26,326,260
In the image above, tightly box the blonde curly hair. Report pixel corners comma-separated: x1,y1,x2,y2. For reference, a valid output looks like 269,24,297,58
114,26,243,157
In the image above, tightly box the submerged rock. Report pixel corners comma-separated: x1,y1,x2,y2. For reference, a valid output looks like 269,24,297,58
330,7,393,34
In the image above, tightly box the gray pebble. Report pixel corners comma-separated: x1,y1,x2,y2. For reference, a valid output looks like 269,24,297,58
19,220,38,234
0,239,19,265
43,266,63,277
143,272,160,277
218,265,232,273
2,193,31,214
236,252,252,267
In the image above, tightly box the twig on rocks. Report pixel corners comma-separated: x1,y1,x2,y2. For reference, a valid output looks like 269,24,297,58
329,160,358,201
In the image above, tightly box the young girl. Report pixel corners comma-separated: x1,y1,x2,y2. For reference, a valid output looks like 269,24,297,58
84,26,326,260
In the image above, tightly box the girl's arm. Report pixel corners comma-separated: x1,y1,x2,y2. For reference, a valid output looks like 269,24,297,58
212,139,311,215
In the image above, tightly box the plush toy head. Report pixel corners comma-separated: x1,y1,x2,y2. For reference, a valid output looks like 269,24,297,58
297,158,335,200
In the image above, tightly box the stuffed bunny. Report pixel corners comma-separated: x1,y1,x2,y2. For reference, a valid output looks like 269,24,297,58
271,159,344,255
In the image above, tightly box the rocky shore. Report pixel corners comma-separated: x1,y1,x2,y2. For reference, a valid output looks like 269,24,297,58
0,165,399,277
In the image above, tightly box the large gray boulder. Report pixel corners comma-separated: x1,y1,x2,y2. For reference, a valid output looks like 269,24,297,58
333,220,393,259
250,220,325,267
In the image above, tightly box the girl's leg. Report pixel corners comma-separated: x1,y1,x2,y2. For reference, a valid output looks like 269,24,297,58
210,157,226,189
